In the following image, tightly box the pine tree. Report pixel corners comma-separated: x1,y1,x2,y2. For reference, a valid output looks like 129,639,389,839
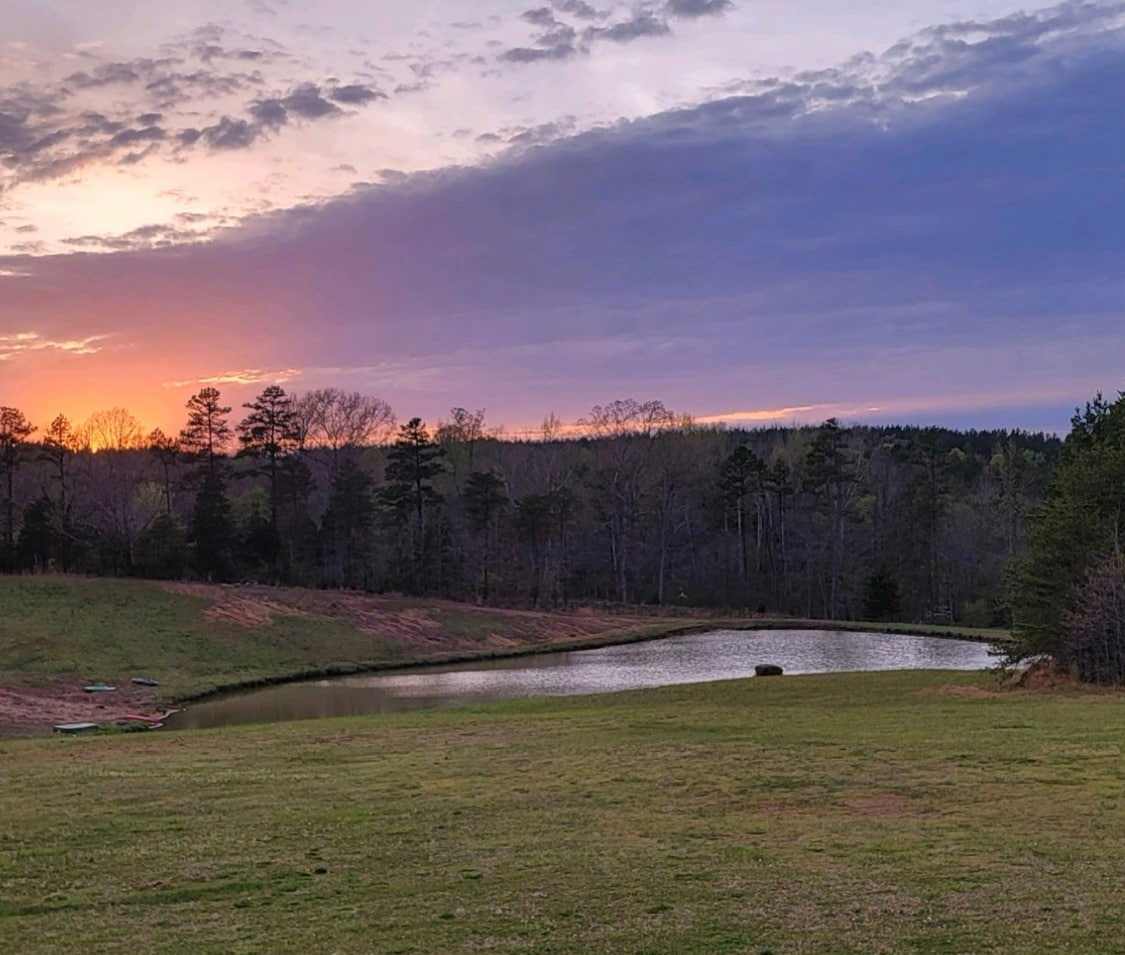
463,469,508,601
804,419,862,619
180,388,233,579
0,407,35,570
191,469,233,581
321,459,376,589
383,418,446,590
719,445,765,603
179,387,231,472
40,414,75,568
237,385,301,542
862,568,902,622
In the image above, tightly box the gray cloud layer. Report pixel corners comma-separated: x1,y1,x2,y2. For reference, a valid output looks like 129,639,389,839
501,0,730,63
665,0,735,19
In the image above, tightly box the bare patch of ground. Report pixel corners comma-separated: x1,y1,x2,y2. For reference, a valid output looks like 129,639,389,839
1005,659,1084,689
161,582,670,652
928,684,1003,699
0,679,164,737
1004,660,1125,695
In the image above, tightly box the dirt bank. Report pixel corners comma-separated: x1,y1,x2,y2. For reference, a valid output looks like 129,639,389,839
0,678,164,737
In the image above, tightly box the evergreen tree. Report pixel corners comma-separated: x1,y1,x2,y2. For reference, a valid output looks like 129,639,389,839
233,488,278,575
180,389,233,580
719,445,765,603
278,454,317,585
383,418,446,589
862,568,902,622
135,512,188,579
804,419,862,619
322,459,376,589
0,407,35,570
191,469,233,580
40,414,75,568
463,469,508,601
514,486,576,607
17,496,55,571
179,387,231,472
237,385,301,547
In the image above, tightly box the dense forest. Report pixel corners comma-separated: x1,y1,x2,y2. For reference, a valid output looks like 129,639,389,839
0,389,1061,627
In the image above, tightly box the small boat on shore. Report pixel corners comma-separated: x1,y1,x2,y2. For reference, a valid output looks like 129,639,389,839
83,684,116,693
54,722,99,734
130,677,159,686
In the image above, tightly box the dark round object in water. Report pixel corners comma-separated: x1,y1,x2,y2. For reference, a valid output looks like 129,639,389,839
755,664,784,677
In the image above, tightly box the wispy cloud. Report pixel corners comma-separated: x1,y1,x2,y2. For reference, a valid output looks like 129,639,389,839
164,368,302,388
0,332,109,360
696,405,822,425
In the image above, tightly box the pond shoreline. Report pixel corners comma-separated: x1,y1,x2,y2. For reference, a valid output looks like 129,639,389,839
1,611,1007,737
167,618,1006,709
165,625,1001,730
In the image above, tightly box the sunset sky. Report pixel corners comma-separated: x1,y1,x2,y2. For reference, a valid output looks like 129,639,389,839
2,0,1123,438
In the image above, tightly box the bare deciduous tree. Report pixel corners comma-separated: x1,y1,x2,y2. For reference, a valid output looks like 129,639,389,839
77,407,145,452
295,388,395,471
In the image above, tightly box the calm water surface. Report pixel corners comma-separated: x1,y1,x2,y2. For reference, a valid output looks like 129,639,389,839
166,629,995,730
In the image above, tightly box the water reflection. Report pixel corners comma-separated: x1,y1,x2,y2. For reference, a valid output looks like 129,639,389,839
167,629,994,730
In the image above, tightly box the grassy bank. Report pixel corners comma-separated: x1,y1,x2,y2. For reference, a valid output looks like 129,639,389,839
1,670,1122,954
0,576,405,698
0,576,688,706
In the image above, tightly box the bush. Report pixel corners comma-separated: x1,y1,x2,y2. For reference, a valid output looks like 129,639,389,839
862,568,902,622
960,597,1008,629
1059,556,1125,684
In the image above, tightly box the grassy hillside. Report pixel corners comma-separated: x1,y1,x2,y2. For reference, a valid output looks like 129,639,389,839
2,670,1122,954
0,576,402,692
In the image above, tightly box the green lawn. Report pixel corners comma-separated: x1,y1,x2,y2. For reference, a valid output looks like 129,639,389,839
2,670,1121,954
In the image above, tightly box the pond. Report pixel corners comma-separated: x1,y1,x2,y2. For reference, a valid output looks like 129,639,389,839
165,629,996,730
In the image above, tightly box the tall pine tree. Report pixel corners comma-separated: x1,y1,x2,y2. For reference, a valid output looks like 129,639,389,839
383,418,446,591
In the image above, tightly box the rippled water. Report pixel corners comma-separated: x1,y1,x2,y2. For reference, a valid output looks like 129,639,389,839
166,629,995,730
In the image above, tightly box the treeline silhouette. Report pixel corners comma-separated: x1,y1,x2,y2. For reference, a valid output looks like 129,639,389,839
0,390,1060,623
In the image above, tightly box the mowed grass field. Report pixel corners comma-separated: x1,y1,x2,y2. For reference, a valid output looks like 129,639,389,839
3,670,1123,954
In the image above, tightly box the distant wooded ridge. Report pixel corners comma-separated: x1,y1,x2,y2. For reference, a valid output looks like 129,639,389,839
0,390,1063,631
